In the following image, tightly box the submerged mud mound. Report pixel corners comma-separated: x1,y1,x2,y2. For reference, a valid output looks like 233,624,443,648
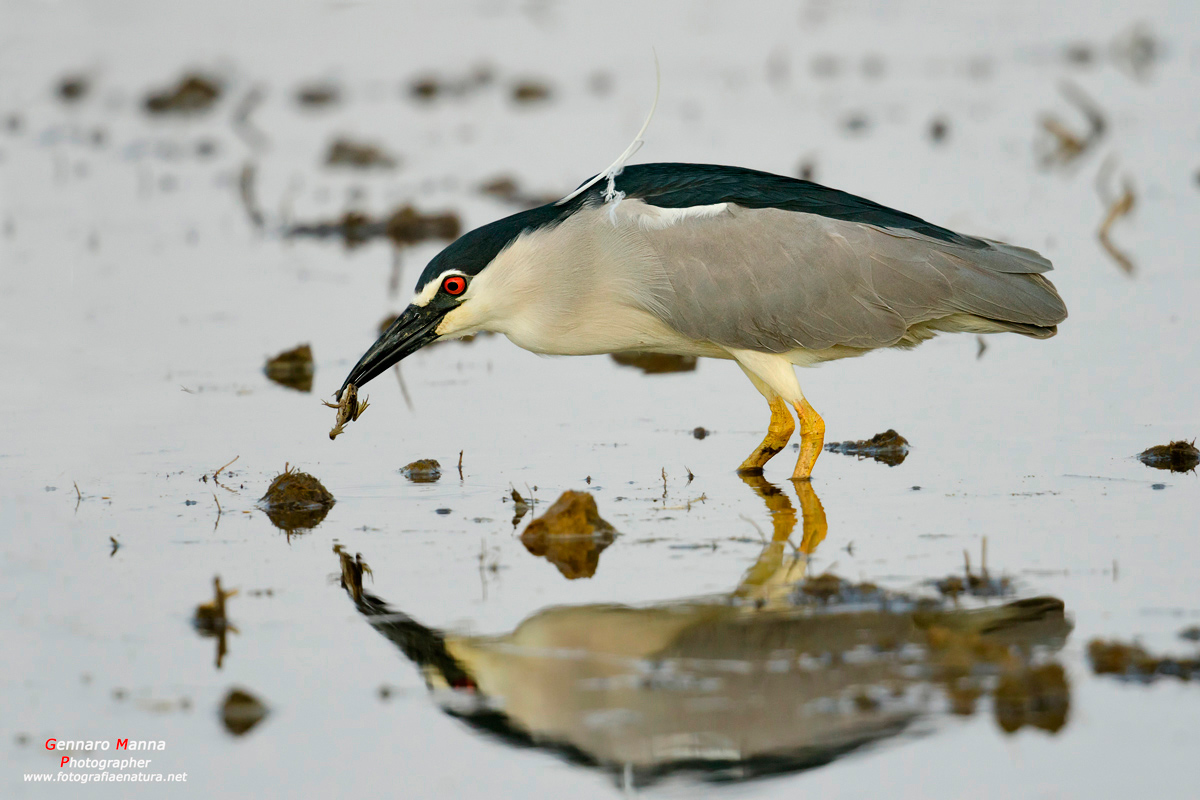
258,466,334,534
221,688,268,736
1088,639,1200,682
824,429,910,466
264,344,314,392
520,491,616,580
1137,440,1199,473
401,459,441,483
144,73,221,114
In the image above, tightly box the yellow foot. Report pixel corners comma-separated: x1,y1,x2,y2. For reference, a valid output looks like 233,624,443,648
790,398,825,481
737,397,795,473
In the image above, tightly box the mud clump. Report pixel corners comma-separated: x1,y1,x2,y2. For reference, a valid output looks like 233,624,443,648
296,82,340,108
221,688,268,736
57,75,90,103
610,352,698,374
401,459,441,483
325,137,397,169
193,576,236,634
385,205,460,246
511,80,552,103
479,175,561,209
520,491,616,580
288,205,459,250
1137,440,1199,473
408,66,495,102
264,344,314,393
144,73,221,115
824,429,910,466
935,541,1010,600
1088,639,1200,682
258,465,335,534
194,576,237,668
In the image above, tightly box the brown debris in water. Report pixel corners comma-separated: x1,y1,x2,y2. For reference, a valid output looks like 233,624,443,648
193,576,236,633
144,73,221,115
479,175,561,209
401,459,441,483
509,488,531,528
1088,639,1200,682
296,82,340,108
936,540,1010,600
264,344,314,393
325,137,397,169
258,465,335,534
1137,439,1198,473
408,66,495,102
610,352,698,374
824,429,910,466
194,577,237,669
1096,158,1136,275
520,491,616,580
221,688,268,736
323,384,369,440
800,572,844,603
511,79,552,103
57,74,90,103
287,205,459,250
385,205,461,246
1036,81,1105,169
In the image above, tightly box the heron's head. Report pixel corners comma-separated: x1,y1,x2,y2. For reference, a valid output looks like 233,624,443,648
337,202,574,399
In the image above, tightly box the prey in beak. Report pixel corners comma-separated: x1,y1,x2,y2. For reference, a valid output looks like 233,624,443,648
334,270,473,410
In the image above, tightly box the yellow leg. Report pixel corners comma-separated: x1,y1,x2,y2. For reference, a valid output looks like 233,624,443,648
737,397,795,474
791,397,826,481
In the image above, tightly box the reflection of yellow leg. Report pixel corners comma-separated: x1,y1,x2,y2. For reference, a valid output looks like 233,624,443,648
791,397,826,481
734,474,830,603
734,474,798,598
793,479,828,555
737,397,795,474
739,473,797,543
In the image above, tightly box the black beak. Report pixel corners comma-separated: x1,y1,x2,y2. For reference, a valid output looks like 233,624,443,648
338,304,445,399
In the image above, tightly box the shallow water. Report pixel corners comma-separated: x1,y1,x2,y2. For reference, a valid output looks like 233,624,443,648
3,1,1199,797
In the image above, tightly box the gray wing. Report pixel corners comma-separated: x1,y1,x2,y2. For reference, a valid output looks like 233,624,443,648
636,205,1067,353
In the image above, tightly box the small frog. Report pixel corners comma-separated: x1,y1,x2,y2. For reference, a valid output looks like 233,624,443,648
322,383,370,440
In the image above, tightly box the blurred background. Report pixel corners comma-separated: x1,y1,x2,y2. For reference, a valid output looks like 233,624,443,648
2,1,1198,798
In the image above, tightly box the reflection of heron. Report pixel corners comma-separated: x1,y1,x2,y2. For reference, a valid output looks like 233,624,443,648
336,481,1071,788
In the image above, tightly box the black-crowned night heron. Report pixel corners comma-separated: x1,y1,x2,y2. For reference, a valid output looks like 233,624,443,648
339,162,1066,479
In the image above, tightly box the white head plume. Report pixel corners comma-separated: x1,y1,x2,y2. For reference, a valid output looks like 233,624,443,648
556,53,661,207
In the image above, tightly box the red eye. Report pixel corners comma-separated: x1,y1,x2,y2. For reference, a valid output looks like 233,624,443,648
442,276,466,296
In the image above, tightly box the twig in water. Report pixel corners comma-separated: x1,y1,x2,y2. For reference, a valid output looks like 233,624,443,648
231,86,268,151
213,455,240,482
1037,81,1106,169
238,163,265,229
1096,158,1136,275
